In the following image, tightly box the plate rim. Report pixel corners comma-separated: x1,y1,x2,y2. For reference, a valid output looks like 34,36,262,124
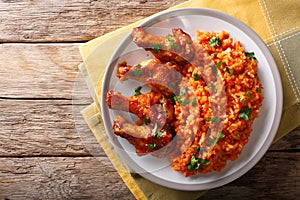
100,7,283,191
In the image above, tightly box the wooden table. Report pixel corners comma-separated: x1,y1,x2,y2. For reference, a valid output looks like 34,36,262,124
0,1,299,199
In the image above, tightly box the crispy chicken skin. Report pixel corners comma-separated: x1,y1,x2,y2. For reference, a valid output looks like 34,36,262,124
106,90,174,128
117,59,182,95
113,115,173,155
132,27,194,65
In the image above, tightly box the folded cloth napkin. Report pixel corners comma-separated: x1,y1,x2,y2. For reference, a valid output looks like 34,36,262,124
78,0,300,199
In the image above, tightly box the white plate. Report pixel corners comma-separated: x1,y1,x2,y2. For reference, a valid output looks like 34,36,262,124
100,8,282,190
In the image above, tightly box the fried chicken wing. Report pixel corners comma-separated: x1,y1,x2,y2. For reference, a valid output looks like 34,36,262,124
132,27,194,65
117,59,182,95
106,90,174,128
113,115,173,155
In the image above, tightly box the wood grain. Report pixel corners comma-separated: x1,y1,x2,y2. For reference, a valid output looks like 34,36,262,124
202,152,300,199
0,157,134,200
0,152,298,200
0,0,185,42
0,99,103,157
0,43,81,99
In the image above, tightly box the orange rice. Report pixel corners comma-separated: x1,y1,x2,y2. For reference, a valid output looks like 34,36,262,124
170,30,263,176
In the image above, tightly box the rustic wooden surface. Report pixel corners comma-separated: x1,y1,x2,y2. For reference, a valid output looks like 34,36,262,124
0,1,299,199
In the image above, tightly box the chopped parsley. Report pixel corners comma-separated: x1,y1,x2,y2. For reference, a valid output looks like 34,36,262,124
167,82,175,91
147,69,152,76
240,98,245,104
192,73,201,81
256,86,260,93
173,95,181,103
133,63,141,67
131,69,143,76
153,43,162,54
210,65,217,74
134,86,142,96
245,52,257,60
166,36,180,50
216,60,222,69
154,131,163,139
206,116,221,123
142,117,149,124
192,97,197,106
187,154,210,171
224,66,230,73
209,132,225,147
208,35,221,48
181,99,190,105
238,107,252,121
210,83,217,93
230,70,235,77
173,95,190,105
151,123,163,138
246,90,252,100
147,144,156,149
180,87,187,95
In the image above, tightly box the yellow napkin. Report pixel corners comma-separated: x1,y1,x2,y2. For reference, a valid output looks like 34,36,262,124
79,0,300,199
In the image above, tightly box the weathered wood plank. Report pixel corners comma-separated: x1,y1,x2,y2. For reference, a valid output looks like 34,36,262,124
0,43,82,99
202,152,300,200
0,157,134,200
0,0,186,42
270,125,300,151
0,152,298,200
0,99,104,157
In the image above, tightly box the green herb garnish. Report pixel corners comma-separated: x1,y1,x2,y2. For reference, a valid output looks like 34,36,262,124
173,95,181,103
147,144,156,149
210,65,217,74
166,36,180,50
210,83,217,93
187,154,210,171
246,90,252,100
180,87,187,95
240,98,245,104
256,87,260,93
181,99,190,105
167,82,175,91
216,61,222,69
134,86,142,96
206,116,221,123
208,35,221,48
224,66,230,73
245,52,257,60
131,69,143,76
142,117,149,124
173,95,190,105
153,43,162,54
238,107,252,121
192,98,197,106
193,73,201,81
209,132,225,147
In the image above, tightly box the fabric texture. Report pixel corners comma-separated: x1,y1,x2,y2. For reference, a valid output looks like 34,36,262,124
78,0,300,199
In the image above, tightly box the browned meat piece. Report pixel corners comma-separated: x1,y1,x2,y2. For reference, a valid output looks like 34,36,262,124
113,115,173,155
132,27,195,65
106,90,174,128
117,59,182,95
